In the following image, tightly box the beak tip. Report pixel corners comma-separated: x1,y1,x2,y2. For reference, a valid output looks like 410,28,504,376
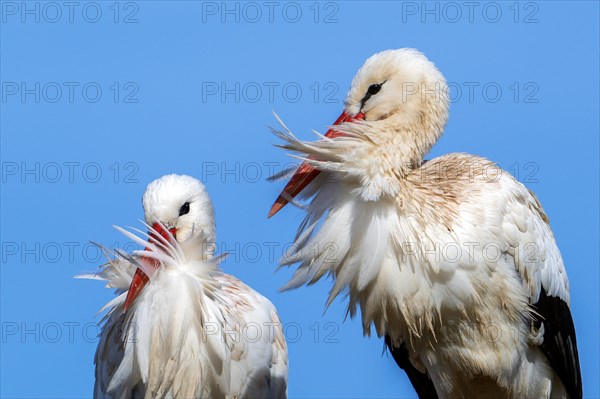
268,196,289,218
123,268,150,313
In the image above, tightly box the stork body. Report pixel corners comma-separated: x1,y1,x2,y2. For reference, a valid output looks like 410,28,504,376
270,49,581,398
86,175,288,399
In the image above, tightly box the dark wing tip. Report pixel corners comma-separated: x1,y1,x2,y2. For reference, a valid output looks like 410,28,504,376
534,290,583,399
385,335,439,399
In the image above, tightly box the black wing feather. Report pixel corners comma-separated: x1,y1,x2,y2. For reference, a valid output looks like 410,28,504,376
533,289,582,399
385,335,439,399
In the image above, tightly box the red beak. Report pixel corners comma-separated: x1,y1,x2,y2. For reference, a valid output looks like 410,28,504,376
268,111,365,218
123,223,176,312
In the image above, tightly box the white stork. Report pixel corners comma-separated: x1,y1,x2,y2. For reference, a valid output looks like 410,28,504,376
268,49,581,398
83,174,288,398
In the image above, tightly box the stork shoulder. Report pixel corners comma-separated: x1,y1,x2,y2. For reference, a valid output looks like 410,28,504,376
489,169,568,305
415,152,570,305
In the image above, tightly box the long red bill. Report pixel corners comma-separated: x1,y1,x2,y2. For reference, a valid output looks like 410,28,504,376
123,223,176,312
268,111,365,218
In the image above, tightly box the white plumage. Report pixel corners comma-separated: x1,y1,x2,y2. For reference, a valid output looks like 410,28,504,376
83,174,288,399
269,49,581,398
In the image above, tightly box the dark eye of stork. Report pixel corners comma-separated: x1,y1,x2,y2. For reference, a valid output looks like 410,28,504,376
179,202,190,216
360,81,386,110
367,83,382,95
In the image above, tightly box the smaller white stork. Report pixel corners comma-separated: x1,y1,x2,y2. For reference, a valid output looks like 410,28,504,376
82,174,288,399
268,49,581,398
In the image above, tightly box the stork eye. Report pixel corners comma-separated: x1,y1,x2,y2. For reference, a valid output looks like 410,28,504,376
367,83,382,95
179,202,190,216
360,81,386,110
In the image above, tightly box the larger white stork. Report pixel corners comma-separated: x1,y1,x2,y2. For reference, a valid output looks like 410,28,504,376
268,49,581,398
83,174,288,398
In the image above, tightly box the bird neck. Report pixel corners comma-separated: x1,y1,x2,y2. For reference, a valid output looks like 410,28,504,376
350,126,431,201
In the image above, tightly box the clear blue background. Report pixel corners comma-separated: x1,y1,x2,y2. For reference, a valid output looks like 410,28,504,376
1,1,598,398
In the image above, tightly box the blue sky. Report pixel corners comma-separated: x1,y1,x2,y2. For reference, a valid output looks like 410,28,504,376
1,1,598,398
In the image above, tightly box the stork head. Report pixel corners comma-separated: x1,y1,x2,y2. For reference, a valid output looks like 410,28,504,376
142,174,216,245
269,48,449,216
124,174,216,311
344,48,448,142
